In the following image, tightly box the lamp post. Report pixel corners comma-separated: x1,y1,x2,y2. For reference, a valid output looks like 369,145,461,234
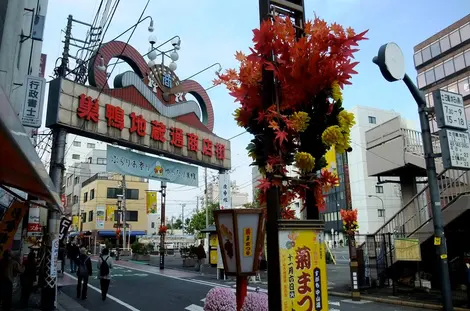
372,42,453,311
368,194,385,225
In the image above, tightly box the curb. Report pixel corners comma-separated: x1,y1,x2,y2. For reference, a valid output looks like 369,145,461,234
329,291,470,311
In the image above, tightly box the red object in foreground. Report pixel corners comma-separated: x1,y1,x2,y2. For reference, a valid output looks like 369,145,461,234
236,276,248,311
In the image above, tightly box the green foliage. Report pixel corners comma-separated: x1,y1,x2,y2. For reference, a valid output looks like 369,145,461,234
131,242,153,255
172,218,183,229
185,202,218,235
180,245,198,259
103,238,114,249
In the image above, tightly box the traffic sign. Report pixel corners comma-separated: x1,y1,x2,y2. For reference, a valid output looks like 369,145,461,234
439,129,470,170
433,90,467,130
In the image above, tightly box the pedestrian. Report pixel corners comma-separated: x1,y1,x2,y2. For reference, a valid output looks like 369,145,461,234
68,242,79,273
20,252,37,308
58,242,65,274
75,247,92,300
195,241,206,272
97,248,113,301
0,250,24,311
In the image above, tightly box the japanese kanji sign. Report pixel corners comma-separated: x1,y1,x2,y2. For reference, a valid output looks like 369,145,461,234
243,227,253,257
20,75,45,128
279,229,328,311
27,201,42,237
46,78,231,170
107,145,198,187
59,217,72,242
218,172,231,209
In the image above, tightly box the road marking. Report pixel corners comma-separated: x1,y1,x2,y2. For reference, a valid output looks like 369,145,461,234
64,272,140,311
200,298,206,303
330,301,341,306
341,298,372,304
185,305,203,311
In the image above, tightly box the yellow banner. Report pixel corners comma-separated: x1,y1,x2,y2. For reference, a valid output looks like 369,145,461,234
0,200,28,257
106,205,116,221
324,146,339,187
146,191,158,214
279,229,329,311
243,227,253,257
72,216,79,231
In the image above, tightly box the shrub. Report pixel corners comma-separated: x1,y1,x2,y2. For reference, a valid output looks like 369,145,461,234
204,287,236,311
131,242,149,255
241,292,268,311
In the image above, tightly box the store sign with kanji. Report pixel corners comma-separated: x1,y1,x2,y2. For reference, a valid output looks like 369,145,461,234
279,229,328,311
46,79,231,170
20,75,46,128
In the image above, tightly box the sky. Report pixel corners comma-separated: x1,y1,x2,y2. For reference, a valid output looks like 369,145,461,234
39,0,470,220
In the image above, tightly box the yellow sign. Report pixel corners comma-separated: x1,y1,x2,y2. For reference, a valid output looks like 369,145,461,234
146,191,158,214
106,205,116,221
210,234,218,247
279,229,328,310
394,238,422,262
434,237,441,245
72,216,79,231
0,200,28,257
243,227,253,257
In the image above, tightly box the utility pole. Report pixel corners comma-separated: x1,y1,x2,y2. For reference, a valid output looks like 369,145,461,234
116,196,122,260
181,203,186,235
204,168,209,246
159,181,167,269
196,196,199,213
41,14,72,311
121,175,127,251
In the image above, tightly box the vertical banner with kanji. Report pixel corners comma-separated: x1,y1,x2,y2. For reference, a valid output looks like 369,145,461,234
27,202,42,236
218,172,231,209
146,191,158,214
106,205,116,221
20,75,45,128
279,229,329,311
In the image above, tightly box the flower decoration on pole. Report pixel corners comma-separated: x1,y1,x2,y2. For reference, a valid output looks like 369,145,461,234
214,16,367,218
158,225,168,235
340,209,359,236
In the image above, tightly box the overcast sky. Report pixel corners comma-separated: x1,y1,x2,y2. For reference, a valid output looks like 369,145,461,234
39,0,470,219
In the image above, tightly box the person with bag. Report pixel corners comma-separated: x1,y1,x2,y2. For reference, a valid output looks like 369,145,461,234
75,247,92,300
195,241,206,272
97,248,113,301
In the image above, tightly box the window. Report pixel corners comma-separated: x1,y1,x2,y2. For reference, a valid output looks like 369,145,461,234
84,192,88,203
425,70,435,85
417,73,426,88
126,189,139,200
126,211,138,222
73,195,78,204
454,54,466,72
461,24,470,42
450,30,461,47
87,143,96,148
376,185,384,193
66,194,72,206
107,187,123,199
444,59,455,76
74,176,80,185
448,83,458,94
67,176,72,187
90,189,95,200
465,51,470,69
87,157,92,164
430,42,441,58
421,46,431,63
459,78,470,96
73,141,81,147
434,64,445,81
368,116,376,124
378,209,385,218
151,222,155,229
81,213,86,223
88,211,93,222
72,154,80,160
413,52,422,66
97,158,106,165
440,36,451,52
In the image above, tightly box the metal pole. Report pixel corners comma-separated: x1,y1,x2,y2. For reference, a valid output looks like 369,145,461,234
181,204,185,235
403,74,453,310
122,175,127,251
205,168,209,250
159,181,167,269
116,197,122,260
41,14,72,311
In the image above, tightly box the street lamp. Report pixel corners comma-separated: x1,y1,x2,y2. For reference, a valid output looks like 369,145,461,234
372,42,453,311
368,194,385,225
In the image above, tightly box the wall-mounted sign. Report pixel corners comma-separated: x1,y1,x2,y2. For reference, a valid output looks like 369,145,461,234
27,202,42,237
218,173,231,209
46,78,230,170
59,217,72,242
146,191,158,214
20,75,45,128
434,90,467,131
439,129,470,170
394,238,421,262
96,206,105,229
106,205,117,221
107,146,198,187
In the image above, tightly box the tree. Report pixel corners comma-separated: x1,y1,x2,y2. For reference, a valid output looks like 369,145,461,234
242,202,259,209
185,202,218,235
172,218,183,229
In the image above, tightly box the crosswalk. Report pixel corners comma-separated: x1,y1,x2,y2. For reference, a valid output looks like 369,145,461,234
184,297,342,311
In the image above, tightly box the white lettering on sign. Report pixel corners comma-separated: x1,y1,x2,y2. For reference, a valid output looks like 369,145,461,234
20,76,46,128
434,90,467,130
440,90,464,107
440,129,470,170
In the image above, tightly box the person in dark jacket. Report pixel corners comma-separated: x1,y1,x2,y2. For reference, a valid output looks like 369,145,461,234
75,247,92,300
68,242,79,273
20,252,37,307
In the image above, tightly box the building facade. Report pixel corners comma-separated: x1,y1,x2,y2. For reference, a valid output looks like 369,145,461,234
414,14,470,133
78,173,149,240
65,135,106,169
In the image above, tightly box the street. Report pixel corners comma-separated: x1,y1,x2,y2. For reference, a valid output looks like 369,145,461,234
57,260,424,311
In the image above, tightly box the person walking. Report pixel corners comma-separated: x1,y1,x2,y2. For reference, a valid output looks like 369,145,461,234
195,241,206,272
97,248,113,301
0,250,24,311
68,242,79,273
75,247,92,300
20,252,37,308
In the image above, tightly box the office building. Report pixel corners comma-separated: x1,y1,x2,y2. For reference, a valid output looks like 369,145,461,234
414,14,470,133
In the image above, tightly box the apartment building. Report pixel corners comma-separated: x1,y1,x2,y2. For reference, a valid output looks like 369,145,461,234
414,14,470,133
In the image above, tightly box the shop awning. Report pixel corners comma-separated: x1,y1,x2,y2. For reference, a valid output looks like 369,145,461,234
98,230,146,237
0,87,62,211
200,225,216,233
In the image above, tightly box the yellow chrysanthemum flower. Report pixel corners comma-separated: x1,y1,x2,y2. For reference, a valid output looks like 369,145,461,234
331,81,343,102
233,108,243,127
294,152,316,173
322,125,343,147
338,110,355,131
290,111,311,132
